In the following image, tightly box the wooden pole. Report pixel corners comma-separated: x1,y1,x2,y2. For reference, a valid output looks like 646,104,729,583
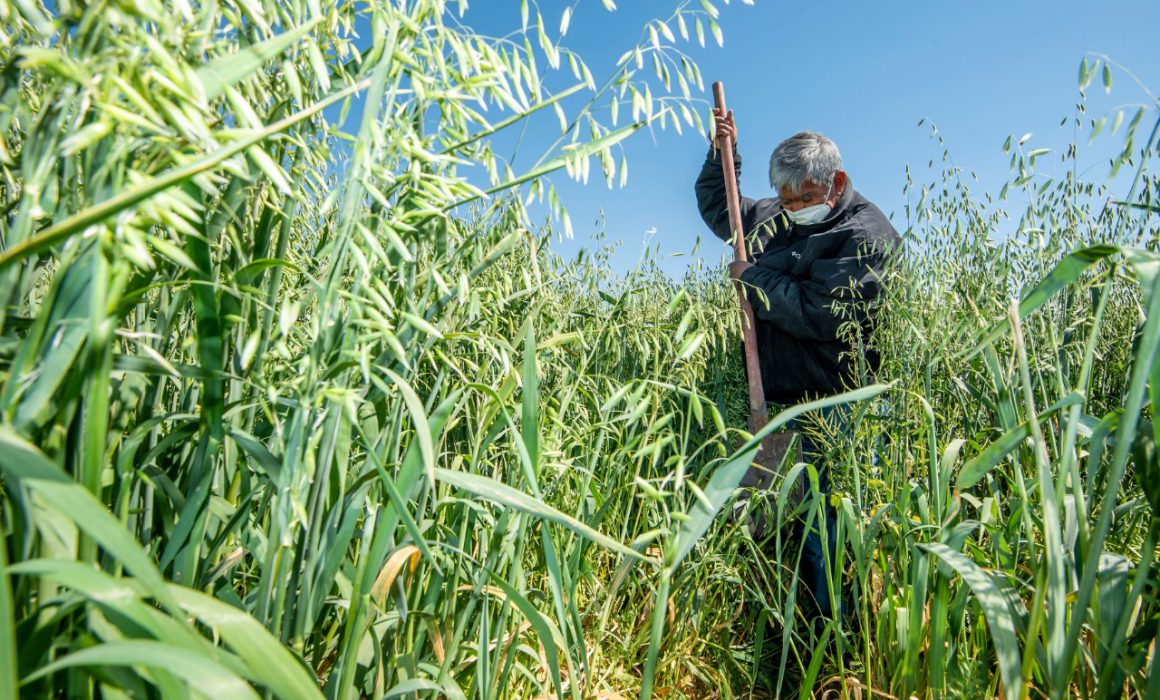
712,81,769,435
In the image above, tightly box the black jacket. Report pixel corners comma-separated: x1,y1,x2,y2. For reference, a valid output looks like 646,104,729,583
695,144,901,404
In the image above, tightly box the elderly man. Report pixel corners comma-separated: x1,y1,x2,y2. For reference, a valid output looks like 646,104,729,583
695,108,900,619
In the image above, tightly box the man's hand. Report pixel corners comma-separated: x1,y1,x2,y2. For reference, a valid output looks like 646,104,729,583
712,107,737,149
728,260,753,281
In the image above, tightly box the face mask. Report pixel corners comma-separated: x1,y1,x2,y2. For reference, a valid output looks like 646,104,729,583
784,203,831,225
783,185,833,226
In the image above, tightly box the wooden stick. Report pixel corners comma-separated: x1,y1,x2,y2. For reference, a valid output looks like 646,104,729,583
712,81,768,434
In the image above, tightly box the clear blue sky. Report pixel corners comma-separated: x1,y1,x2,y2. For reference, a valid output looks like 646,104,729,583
347,1,1160,276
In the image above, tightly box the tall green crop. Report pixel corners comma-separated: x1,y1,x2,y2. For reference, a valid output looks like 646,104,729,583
2,1,1159,698
0,1,788,698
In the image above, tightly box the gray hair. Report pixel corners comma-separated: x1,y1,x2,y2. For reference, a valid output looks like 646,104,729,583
768,131,843,194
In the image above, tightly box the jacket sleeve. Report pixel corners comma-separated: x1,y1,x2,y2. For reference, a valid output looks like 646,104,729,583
738,234,888,341
695,144,781,258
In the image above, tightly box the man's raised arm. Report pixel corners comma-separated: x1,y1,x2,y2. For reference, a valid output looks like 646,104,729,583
695,107,783,259
694,144,782,259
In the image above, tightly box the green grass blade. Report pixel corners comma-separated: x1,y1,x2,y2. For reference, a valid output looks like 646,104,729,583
361,439,441,575
227,429,284,484
0,532,17,700
639,569,671,700
797,623,833,700
434,468,653,565
22,641,260,700
196,20,322,101
920,543,1023,700
1010,303,1068,680
187,197,225,440
382,678,466,700
167,586,324,700
487,572,567,700
9,559,203,645
4,241,95,430
956,424,1030,489
381,369,437,492
449,121,645,210
1132,251,1160,453
955,245,1123,363
521,317,541,492
0,428,179,612
1056,249,1160,695
669,383,891,570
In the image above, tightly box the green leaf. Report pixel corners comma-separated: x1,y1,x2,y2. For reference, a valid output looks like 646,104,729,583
228,429,283,484
187,182,229,441
6,241,96,431
435,468,652,565
521,318,541,491
22,641,260,700
1059,246,1160,690
9,559,188,636
639,569,671,700
383,678,465,700
487,572,567,700
669,383,891,571
956,424,1030,489
452,121,645,210
381,368,436,490
919,543,1022,700
360,436,442,577
0,428,179,612
957,245,1123,363
0,535,17,700
197,20,321,102
1126,249,1160,492
167,586,324,700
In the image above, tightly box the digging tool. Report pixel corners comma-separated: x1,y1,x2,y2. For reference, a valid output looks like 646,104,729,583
711,82,766,435
711,82,798,522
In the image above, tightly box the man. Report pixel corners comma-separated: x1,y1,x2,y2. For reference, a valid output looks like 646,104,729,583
695,108,900,619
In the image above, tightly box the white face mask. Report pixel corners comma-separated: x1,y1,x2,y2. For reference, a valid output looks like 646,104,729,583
783,185,834,225
784,203,831,225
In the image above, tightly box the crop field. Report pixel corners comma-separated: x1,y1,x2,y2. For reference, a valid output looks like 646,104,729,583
1,1,1159,699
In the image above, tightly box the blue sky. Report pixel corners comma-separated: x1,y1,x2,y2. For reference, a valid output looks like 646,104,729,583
347,1,1160,276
